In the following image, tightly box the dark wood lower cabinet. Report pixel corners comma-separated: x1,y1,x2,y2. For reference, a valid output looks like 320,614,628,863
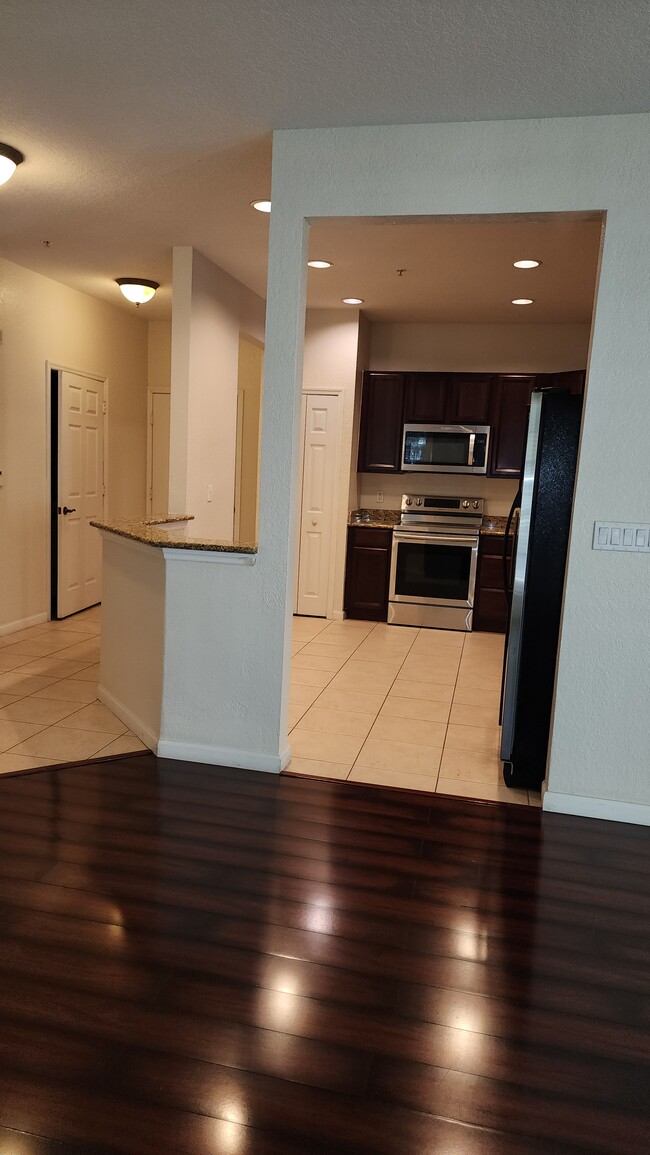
473,533,511,632
344,526,392,621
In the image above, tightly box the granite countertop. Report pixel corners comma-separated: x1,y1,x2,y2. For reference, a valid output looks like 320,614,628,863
480,515,509,536
348,508,401,529
348,509,509,535
90,514,258,553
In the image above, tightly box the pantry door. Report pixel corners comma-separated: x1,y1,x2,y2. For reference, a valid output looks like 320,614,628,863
57,370,105,618
295,393,340,617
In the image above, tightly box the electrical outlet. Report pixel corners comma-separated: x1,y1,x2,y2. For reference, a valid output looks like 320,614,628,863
376,490,384,504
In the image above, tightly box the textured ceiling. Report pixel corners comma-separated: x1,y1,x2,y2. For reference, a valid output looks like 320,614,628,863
0,1,647,319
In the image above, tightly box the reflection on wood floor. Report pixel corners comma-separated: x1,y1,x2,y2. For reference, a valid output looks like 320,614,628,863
0,752,647,1153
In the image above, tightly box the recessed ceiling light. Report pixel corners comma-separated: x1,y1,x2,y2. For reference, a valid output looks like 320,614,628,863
342,297,364,305
512,298,534,306
251,199,271,213
308,260,333,269
513,259,540,269
0,142,24,186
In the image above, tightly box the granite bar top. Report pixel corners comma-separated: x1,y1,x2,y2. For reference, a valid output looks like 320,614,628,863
91,514,257,553
348,509,509,536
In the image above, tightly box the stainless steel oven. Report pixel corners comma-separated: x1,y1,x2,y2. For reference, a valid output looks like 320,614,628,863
388,494,483,630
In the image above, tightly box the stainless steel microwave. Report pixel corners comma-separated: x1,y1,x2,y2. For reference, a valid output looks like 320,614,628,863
401,423,490,474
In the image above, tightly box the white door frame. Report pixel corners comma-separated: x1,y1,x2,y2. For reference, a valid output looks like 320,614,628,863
146,386,171,516
46,361,109,619
295,389,343,620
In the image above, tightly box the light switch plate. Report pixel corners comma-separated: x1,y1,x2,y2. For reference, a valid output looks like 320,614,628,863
593,521,650,552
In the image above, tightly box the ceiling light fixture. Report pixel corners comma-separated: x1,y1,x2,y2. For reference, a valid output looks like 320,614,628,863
513,259,541,269
342,297,364,305
512,298,534,305
115,278,159,307
308,260,333,269
0,142,24,186
251,199,271,213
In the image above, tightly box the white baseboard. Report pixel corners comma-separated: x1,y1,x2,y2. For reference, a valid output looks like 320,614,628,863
97,684,158,753
0,611,48,638
543,788,650,827
157,738,290,774
330,610,345,621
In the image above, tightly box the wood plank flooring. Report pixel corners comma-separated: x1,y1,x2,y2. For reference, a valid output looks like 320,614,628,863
0,753,648,1154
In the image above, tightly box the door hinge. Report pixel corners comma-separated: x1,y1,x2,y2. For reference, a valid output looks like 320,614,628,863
102,400,107,415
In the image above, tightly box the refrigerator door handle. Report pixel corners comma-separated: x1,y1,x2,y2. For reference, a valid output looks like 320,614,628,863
503,491,521,605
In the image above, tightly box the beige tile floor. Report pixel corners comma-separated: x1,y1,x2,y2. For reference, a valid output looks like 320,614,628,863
0,606,538,807
287,616,541,807
0,606,146,776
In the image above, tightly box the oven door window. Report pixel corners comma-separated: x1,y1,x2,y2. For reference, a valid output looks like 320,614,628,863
394,539,472,603
403,430,470,467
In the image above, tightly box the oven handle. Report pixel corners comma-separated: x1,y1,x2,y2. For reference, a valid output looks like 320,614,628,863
392,532,479,548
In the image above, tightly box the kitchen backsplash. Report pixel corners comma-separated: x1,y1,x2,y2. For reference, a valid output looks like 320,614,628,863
358,472,519,515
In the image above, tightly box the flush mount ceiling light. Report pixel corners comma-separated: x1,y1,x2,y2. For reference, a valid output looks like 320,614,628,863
342,297,364,305
513,259,541,269
512,298,534,305
115,278,159,306
251,199,271,213
0,142,24,186
308,260,333,269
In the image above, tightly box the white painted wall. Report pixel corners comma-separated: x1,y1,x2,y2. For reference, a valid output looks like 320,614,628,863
251,114,650,815
0,257,148,634
98,533,165,748
302,308,361,614
349,312,371,512
369,322,590,372
169,247,265,538
148,320,172,391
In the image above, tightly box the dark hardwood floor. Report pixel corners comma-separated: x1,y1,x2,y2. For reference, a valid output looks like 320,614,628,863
0,753,648,1154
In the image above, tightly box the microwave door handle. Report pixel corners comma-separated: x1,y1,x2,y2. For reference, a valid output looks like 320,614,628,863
468,433,475,466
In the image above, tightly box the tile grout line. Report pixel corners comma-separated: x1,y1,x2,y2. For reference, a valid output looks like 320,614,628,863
433,630,467,794
345,623,423,781
289,618,375,728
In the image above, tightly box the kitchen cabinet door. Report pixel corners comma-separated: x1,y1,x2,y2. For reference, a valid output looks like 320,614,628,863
344,527,392,621
473,533,512,632
489,375,536,478
358,373,405,472
447,374,493,423
403,373,447,422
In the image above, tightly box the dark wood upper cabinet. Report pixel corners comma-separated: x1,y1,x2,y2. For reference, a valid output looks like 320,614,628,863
547,369,586,394
488,375,537,478
447,374,493,423
403,373,447,422
358,368,585,479
358,372,405,473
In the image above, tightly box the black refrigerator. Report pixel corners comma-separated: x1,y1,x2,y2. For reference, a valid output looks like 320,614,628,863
500,389,583,789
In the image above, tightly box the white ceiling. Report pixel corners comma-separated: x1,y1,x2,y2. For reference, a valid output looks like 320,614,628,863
0,1,646,320
308,215,602,322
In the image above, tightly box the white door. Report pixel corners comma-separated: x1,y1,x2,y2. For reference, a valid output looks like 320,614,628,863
295,394,340,617
57,370,104,617
148,391,171,516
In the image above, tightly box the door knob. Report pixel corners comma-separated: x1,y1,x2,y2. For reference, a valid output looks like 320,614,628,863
62,506,77,515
